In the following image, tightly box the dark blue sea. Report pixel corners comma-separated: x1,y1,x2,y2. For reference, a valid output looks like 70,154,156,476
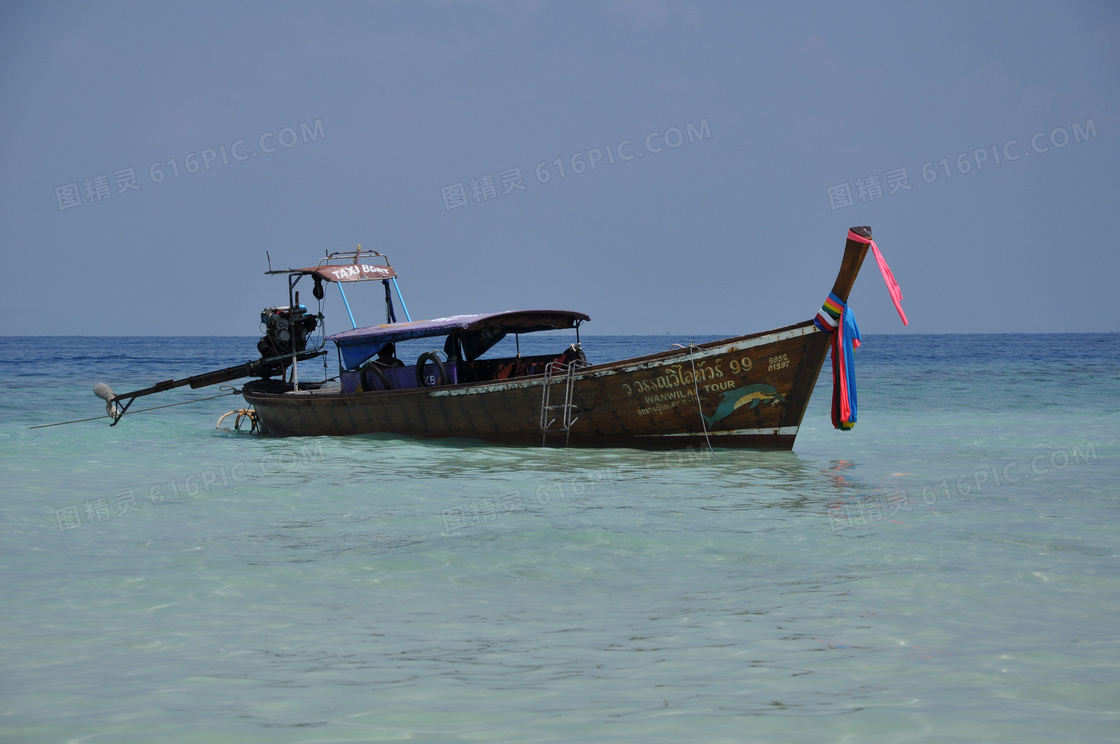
1,334,1118,743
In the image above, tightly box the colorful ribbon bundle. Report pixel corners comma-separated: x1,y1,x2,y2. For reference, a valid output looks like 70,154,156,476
814,230,908,430
815,292,861,430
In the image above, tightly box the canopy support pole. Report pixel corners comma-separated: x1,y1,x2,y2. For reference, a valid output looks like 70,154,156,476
289,276,299,390
337,284,358,329
391,277,412,322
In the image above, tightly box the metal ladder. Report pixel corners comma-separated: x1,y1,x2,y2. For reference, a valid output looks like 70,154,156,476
540,360,586,446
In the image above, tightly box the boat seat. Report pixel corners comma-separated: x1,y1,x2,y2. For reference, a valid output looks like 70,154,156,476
463,350,580,383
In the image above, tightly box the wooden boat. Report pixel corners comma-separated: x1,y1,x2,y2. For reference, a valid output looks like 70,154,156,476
94,226,902,449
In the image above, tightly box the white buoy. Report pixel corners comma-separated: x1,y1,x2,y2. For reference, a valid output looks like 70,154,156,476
93,383,121,418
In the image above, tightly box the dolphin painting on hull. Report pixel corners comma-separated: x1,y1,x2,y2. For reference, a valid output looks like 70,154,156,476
703,384,786,428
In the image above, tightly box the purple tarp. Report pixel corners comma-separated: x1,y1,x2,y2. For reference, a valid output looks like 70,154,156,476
327,310,589,369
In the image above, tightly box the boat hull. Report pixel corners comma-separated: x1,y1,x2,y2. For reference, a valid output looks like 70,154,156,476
242,320,831,450
241,226,874,449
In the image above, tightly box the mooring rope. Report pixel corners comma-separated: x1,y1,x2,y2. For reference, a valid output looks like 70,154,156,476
671,343,714,455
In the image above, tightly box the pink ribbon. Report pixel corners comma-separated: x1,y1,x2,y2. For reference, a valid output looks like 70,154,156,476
848,230,908,326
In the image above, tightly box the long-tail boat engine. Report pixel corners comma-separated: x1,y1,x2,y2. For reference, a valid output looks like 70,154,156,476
257,305,318,358
87,246,395,427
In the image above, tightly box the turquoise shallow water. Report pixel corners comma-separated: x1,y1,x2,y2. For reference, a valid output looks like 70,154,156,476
1,334,1118,743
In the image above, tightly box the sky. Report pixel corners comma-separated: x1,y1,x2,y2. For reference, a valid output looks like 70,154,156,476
1,0,1117,336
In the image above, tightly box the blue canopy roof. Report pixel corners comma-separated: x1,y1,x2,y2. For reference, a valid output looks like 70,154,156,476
327,310,589,369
